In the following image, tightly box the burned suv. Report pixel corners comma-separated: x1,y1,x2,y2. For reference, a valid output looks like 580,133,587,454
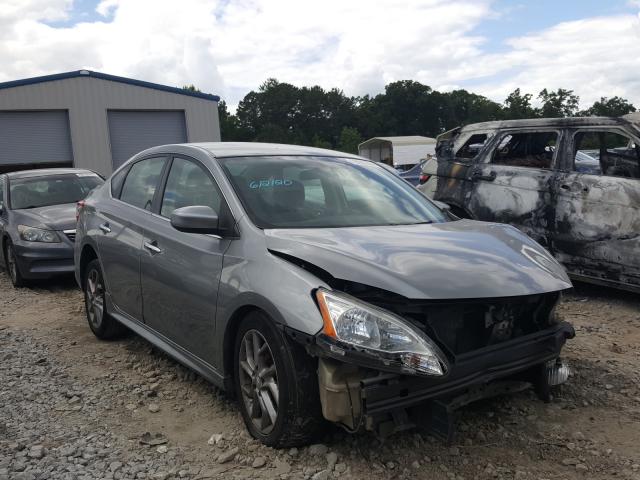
75,142,573,447
419,113,640,293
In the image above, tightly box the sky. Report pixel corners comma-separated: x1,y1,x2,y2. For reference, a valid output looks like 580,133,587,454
1,0,639,110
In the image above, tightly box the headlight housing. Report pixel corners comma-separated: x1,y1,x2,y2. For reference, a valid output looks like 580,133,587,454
18,225,61,243
315,288,448,376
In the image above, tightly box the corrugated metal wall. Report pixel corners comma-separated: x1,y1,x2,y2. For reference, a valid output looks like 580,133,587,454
0,76,220,176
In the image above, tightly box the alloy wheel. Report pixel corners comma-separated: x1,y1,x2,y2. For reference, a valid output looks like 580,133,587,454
86,268,105,329
238,329,280,435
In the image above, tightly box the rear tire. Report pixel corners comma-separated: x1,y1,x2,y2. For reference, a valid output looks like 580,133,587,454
234,311,326,448
4,240,27,288
83,259,126,340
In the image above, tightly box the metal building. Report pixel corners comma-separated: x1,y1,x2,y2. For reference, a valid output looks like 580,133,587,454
0,70,221,176
358,136,436,169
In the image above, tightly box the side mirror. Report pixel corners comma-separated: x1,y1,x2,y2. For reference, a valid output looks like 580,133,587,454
170,205,221,235
433,200,451,212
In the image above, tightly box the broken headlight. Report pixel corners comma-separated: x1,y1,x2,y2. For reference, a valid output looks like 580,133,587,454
315,288,448,376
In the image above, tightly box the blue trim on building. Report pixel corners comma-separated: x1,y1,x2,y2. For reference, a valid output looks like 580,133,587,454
0,70,220,102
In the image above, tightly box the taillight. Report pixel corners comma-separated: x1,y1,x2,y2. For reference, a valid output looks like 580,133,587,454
76,200,86,221
419,174,431,185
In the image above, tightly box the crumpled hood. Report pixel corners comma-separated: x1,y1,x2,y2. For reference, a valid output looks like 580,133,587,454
13,203,77,231
265,220,571,299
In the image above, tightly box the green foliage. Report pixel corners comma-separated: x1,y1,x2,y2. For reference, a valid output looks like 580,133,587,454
537,88,580,118
579,96,636,117
337,127,363,154
215,80,634,148
182,84,201,92
503,88,535,119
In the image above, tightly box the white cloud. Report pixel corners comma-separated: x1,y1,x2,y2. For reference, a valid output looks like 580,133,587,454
0,0,639,110
473,14,640,106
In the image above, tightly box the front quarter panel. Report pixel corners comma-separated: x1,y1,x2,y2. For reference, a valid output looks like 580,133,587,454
214,217,328,372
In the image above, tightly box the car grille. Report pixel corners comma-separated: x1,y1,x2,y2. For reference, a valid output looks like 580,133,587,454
63,229,76,242
342,284,560,358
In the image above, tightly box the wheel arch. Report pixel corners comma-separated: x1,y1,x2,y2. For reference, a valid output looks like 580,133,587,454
78,242,99,290
1,233,9,264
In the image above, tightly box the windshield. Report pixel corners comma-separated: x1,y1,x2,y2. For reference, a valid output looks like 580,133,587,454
219,156,447,229
9,173,103,209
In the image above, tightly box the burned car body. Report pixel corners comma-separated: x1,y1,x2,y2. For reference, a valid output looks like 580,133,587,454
75,143,573,447
419,114,640,293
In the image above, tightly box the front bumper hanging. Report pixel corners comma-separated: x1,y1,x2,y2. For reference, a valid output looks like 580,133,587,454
315,321,575,441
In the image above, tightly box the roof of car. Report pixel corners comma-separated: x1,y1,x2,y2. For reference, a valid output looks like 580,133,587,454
165,142,364,160
460,116,632,132
5,168,98,179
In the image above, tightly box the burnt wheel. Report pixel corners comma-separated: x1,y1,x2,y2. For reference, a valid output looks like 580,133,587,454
83,259,126,340
233,311,325,447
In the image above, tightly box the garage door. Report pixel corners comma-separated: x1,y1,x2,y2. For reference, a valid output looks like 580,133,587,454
0,111,73,170
108,110,187,169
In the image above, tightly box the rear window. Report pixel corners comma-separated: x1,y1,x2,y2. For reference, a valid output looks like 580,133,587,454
110,167,128,197
492,131,557,169
9,173,103,210
574,130,640,179
119,157,165,210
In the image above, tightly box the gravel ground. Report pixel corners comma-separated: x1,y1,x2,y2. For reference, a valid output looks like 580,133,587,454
1,271,639,480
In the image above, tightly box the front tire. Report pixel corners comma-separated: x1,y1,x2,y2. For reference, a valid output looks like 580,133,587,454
5,241,26,288
83,259,126,340
234,311,325,447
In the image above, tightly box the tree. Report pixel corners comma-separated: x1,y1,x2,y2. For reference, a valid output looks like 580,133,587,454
182,84,201,93
580,96,636,117
217,100,250,141
503,88,535,119
538,88,580,118
337,127,363,154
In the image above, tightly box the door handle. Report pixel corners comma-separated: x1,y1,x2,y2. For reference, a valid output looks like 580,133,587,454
99,223,111,234
472,170,497,182
144,241,162,254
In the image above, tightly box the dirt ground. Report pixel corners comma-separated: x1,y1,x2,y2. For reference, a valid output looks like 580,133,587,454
1,270,639,480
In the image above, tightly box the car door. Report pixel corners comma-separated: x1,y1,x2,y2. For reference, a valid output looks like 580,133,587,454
552,127,640,289
466,129,560,245
0,175,6,269
97,156,167,320
430,130,496,214
140,156,231,365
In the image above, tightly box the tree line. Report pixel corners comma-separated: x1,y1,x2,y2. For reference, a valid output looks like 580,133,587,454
207,80,637,154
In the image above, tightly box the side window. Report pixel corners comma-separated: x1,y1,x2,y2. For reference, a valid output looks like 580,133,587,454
574,130,640,179
0,177,4,210
456,133,491,159
110,167,128,197
160,158,221,218
119,157,165,210
492,131,557,169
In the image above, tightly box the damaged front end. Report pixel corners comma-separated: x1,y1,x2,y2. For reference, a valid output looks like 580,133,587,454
303,284,574,442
